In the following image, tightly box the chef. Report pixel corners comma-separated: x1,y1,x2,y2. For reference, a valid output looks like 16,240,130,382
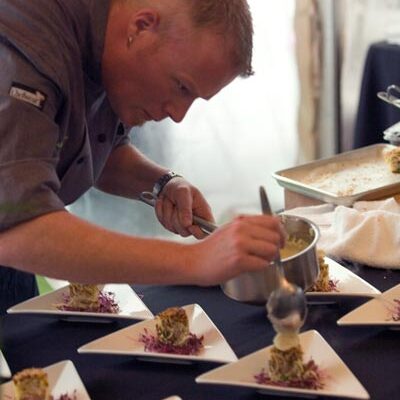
0,0,284,314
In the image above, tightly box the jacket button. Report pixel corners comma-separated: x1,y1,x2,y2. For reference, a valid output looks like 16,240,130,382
97,133,107,143
77,157,85,164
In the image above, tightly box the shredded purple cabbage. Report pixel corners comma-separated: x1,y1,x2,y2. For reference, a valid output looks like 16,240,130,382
309,278,339,293
57,291,120,314
50,390,77,400
139,328,204,355
254,360,325,390
327,279,339,292
392,298,400,321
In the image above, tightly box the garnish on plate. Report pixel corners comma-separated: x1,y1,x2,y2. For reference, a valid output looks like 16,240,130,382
279,235,309,259
50,391,77,400
390,298,400,321
139,307,204,355
11,367,77,400
308,250,338,292
56,283,119,313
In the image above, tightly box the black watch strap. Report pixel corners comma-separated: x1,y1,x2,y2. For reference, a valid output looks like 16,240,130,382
152,171,182,197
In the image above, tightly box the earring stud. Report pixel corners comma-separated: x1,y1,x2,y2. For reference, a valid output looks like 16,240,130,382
127,36,133,47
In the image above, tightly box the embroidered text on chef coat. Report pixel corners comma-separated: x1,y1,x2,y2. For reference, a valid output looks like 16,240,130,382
9,82,47,110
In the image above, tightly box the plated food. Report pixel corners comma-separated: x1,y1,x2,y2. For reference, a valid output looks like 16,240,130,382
255,335,324,389
13,367,49,400
139,307,204,355
196,330,369,399
308,251,338,293
56,283,119,314
7,284,153,321
305,257,380,302
12,367,76,400
264,283,324,389
0,361,89,400
78,304,237,364
337,283,400,327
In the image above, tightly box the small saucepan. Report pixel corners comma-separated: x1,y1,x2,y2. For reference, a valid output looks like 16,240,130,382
220,214,320,305
139,191,320,304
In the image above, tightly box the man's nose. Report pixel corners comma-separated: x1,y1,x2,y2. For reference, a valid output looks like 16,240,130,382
165,98,194,123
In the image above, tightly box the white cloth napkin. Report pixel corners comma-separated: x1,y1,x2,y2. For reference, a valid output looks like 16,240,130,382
283,198,400,269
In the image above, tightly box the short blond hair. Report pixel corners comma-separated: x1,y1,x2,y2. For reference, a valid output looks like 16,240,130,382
113,0,254,77
185,0,254,77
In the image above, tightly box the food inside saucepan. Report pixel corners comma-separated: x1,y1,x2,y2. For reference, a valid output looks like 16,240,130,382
279,235,309,259
139,306,204,355
56,283,119,313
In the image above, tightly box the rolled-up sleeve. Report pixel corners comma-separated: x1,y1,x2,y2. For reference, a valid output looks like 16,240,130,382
0,43,65,231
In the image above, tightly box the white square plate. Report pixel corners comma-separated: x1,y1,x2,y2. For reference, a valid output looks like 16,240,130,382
196,330,369,399
0,360,90,399
7,284,153,322
337,283,400,327
78,304,237,364
161,397,182,400
0,350,11,379
306,257,381,303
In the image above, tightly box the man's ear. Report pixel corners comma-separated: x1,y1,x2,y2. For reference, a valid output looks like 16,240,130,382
129,9,160,36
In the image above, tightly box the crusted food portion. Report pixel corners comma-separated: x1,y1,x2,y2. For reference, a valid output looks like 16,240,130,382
67,283,100,311
268,345,304,382
155,307,190,346
308,250,338,292
384,146,400,173
256,338,324,389
310,250,330,292
13,367,49,400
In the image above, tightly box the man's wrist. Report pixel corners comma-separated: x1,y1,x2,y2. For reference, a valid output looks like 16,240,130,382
152,171,182,197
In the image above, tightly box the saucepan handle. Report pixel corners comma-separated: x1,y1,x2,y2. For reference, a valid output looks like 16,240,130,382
139,191,217,235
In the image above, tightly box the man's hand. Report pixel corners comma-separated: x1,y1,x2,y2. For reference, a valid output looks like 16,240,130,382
154,177,214,239
186,214,286,286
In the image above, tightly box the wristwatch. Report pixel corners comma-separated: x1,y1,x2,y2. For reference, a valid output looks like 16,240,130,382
152,171,182,197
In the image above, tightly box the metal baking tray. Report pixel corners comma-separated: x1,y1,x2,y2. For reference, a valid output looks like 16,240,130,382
272,144,400,207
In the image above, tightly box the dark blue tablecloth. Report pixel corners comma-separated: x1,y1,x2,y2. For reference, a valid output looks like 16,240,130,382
354,41,400,149
1,261,400,400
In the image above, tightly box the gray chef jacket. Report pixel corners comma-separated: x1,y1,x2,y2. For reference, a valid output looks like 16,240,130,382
0,0,131,313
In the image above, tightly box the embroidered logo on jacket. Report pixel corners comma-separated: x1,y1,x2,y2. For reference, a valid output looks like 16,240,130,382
9,82,47,110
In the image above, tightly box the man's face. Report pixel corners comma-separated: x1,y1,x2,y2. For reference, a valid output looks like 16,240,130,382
102,11,239,127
